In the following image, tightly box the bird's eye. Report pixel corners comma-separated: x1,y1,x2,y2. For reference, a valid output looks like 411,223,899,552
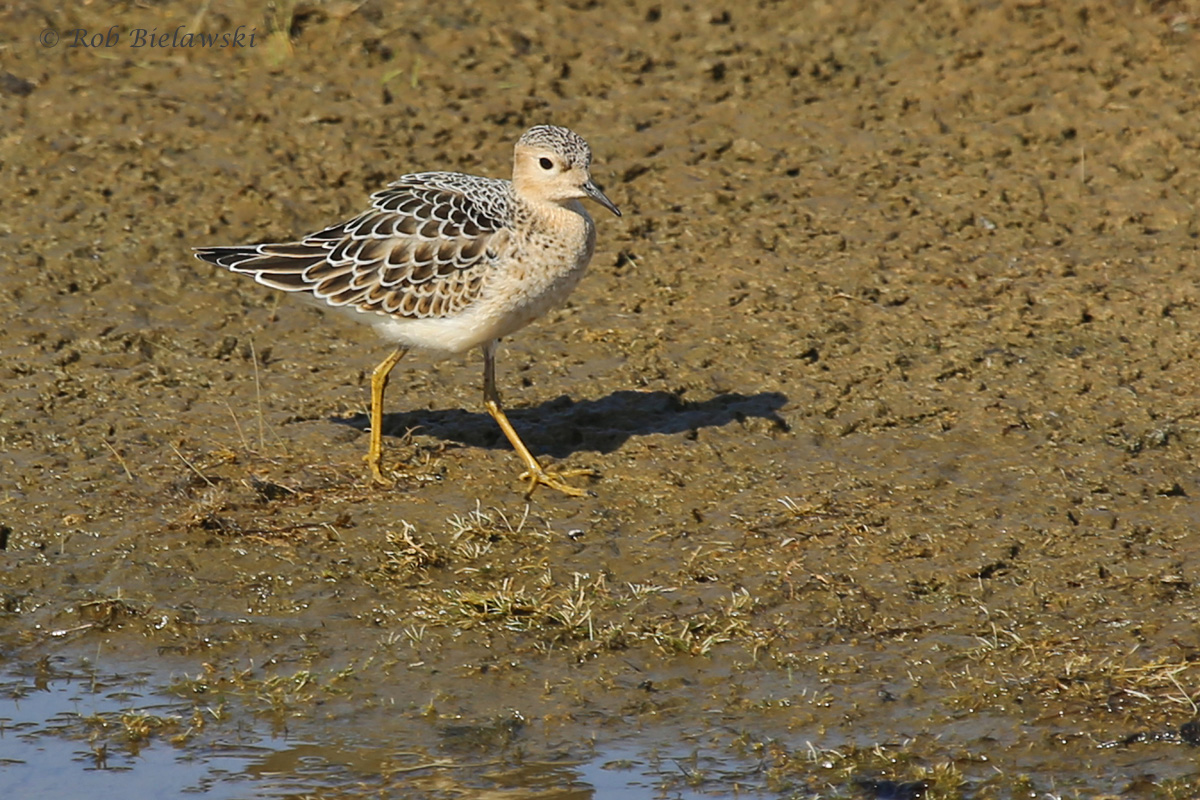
538,157,554,170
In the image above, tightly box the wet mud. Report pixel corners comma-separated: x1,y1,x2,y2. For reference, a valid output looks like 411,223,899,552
2,0,1200,796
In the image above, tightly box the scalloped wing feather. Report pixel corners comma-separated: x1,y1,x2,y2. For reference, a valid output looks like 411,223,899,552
194,173,513,319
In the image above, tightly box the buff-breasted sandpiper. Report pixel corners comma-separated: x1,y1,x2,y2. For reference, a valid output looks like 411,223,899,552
194,125,621,498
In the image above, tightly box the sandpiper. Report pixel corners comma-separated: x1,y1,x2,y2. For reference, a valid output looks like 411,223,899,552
195,125,620,498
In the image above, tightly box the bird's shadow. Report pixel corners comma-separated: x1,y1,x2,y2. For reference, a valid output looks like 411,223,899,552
333,390,789,458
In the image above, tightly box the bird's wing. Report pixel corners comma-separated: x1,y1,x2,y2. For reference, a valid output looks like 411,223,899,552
194,173,513,319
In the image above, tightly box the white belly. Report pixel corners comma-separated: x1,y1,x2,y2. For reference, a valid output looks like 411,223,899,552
363,203,596,355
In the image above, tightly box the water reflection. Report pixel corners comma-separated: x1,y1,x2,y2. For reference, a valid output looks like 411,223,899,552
0,662,738,799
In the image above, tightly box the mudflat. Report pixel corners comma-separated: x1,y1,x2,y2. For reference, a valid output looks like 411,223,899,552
2,1,1199,795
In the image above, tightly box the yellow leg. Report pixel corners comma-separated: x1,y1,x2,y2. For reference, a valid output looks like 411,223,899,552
481,341,595,499
366,345,409,486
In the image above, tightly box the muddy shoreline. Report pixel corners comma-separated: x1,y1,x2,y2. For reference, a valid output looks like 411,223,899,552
3,0,1200,796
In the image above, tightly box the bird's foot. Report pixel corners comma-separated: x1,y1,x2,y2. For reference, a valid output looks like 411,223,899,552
365,453,395,488
518,465,598,499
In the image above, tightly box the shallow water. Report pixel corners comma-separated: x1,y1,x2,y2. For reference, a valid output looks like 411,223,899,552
0,661,792,799
3,650,1199,798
